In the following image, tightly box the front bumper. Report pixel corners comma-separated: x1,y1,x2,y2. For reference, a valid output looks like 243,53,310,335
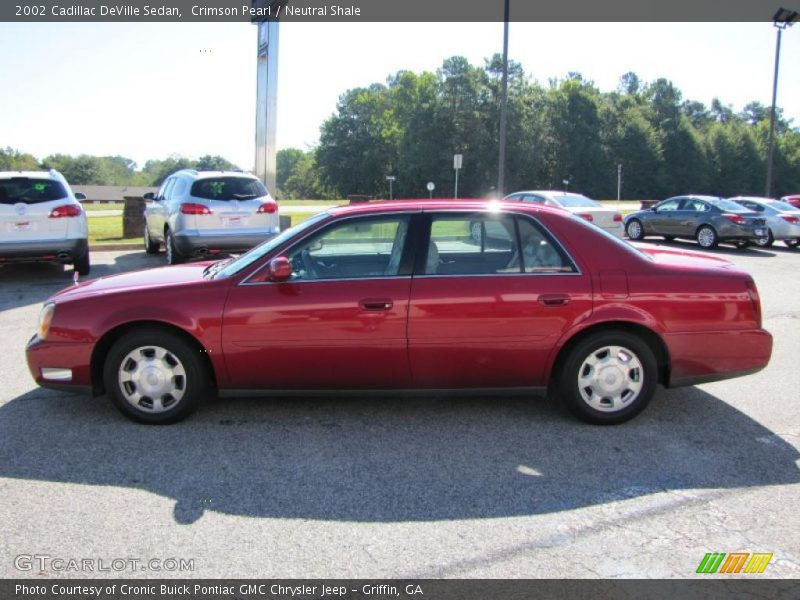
664,328,772,387
26,335,94,392
0,238,88,263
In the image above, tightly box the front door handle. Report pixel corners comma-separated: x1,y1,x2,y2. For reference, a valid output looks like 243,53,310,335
359,298,393,311
538,294,570,307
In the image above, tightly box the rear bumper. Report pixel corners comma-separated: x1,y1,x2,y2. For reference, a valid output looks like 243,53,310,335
0,238,88,263
717,223,767,241
664,328,772,387
173,230,278,255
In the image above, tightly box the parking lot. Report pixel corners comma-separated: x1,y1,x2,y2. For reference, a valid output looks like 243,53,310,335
0,241,799,579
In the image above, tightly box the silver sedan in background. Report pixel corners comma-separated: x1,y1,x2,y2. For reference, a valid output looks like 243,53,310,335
730,196,800,249
503,190,624,238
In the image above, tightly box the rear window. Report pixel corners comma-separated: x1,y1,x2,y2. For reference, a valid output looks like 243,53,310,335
190,177,268,201
710,199,749,212
767,200,798,212
0,178,68,205
554,194,601,208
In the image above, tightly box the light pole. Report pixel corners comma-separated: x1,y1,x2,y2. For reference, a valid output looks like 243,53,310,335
617,163,622,209
453,154,463,199
497,0,510,197
765,7,799,197
386,175,396,200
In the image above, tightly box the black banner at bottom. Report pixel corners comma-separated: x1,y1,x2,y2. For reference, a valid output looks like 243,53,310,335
3,579,800,600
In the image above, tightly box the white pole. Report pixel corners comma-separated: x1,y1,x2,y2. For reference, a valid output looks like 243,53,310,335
617,164,622,210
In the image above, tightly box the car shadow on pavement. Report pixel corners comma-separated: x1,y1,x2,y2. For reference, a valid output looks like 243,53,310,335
638,239,777,257
0,386,797,524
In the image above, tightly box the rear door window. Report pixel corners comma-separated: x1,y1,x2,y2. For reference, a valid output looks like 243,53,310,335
191,177,268,201
0,178,68,205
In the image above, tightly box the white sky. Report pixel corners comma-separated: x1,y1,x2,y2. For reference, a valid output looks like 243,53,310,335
0,22,798,170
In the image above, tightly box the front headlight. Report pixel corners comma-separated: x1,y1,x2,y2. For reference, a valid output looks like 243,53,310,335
38,303,55,340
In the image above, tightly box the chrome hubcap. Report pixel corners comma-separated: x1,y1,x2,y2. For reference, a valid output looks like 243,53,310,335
118,346,186,413
698,228,714,247
755,235,770,247
627,221,641,238
577,345,644,413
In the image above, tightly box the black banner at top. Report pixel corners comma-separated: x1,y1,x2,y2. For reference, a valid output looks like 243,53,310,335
1,0,796,22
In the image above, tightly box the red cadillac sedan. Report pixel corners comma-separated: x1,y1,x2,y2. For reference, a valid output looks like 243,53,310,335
26,200,772,425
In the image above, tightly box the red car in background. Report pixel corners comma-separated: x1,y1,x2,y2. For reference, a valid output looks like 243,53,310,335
26,200,772,425
781,195,800,209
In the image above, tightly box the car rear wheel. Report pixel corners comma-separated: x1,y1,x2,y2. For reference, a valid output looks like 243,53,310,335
785,239,800,249
754,230,774,248
663,235,675,242
165,229,184,265
144,225,160,254
696,225,718,249
73,252,91,276
625,219,644,240
734,241,749,250
104,328,209,424
557,331,657,425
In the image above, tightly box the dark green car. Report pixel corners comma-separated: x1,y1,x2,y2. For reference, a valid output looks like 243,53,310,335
623,195,768,250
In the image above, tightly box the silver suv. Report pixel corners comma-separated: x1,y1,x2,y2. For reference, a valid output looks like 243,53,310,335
143,170,279,264
0,169,90,275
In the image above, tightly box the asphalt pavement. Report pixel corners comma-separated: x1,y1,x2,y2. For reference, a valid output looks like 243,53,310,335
0,242,798,579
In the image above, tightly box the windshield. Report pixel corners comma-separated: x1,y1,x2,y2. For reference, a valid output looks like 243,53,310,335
190,177,268,201
0,177,68,204
554,194,601,208
710,199,750,212
768,200,799,212
213,211,331,279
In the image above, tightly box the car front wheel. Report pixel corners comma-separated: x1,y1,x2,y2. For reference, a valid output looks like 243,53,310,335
625,219,644,240
104,328,209,424
557,331,657,425
696,225,718,249
754,230,774,248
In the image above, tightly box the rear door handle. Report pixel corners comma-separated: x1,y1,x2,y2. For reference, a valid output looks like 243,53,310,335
538,294,570,307
359,298,393,311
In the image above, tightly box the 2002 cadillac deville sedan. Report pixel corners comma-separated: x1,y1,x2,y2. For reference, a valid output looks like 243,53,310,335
26,200,772,425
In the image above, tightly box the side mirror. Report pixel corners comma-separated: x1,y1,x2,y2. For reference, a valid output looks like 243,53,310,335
268,256,292,282
143,192,155,201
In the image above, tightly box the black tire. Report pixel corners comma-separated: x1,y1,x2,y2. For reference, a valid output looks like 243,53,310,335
557,331,658,425
734,240,750,250
144,225,160,254
103,327,210,424
754,230,774,248
73,251,91,276
696,225,718,249
165,229,184,265
785,239,800,249
625,219,645,240
664,235,675,242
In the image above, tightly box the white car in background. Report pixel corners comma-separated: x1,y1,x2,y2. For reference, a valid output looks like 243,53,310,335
729,196,800,248
0,169,90,275
143,170,279,265
504,190,624,238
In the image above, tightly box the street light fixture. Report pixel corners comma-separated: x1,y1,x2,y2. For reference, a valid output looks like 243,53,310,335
765,7,799,197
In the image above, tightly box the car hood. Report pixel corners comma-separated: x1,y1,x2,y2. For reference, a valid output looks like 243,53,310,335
637,246,741,271
51,262,215,302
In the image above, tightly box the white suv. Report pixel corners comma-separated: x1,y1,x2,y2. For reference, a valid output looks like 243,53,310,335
0,170,90,275
143,170,279,265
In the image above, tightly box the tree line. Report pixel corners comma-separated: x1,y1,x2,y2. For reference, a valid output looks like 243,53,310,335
282,57,800,200
0,150,239,187
4,56,798,201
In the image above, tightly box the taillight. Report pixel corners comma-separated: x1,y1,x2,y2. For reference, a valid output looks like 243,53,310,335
257,201,278,214
724,213,746,225
745,277,762,328
780,214,800,224
49,204,81,218
576,212,594,222
180,203,213,215
613,213,622,222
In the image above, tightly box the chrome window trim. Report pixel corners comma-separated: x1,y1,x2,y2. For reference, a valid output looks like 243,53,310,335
238,206,583,286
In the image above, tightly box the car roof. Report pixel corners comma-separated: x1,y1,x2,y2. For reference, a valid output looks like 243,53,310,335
174,169,257,180
327,199,567,218
506,190,590,197
0,170,62,180
728,196,771,203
